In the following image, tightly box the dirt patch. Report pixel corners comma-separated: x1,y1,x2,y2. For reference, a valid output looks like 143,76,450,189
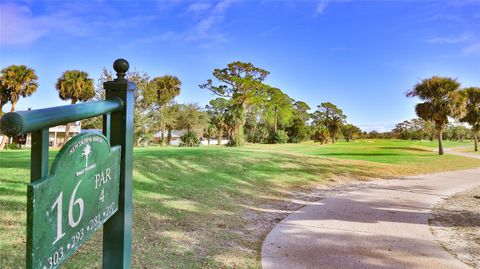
430,185,480,268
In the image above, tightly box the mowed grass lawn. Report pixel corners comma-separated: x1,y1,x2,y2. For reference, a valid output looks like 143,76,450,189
1,139,480,268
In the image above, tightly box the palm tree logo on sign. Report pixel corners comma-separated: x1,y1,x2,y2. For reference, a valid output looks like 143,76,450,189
82,144,92,168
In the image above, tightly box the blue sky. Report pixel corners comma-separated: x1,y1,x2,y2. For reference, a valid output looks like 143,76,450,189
1,0,480,131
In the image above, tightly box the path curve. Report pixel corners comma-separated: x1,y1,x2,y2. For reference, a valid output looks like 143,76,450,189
262,151,480,269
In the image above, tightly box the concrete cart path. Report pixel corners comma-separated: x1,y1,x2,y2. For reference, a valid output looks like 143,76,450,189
262,152,480,269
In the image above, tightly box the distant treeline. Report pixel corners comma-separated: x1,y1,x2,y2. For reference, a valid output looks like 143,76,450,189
3,65,478,151
366,75,480,156
363,119,474,141
0,62,364,148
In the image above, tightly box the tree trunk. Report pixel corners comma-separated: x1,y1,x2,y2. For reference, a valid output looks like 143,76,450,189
230,124,244,146
0,102,18,149
332,131,336,144
438,129,444,155
0,135,7,150
167,127,172,145
10,101,17,113
64,123,71,144
64,100,77,142
207,137,210,145
474,130,478,152
229,104,246,147
217,128,223,145
161,125,166,146
274,107,278,133
0,109,6,150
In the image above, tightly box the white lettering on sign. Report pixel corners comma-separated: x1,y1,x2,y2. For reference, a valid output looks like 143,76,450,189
69,136,103,156
51,180,84,245
51,192,66,245
47,246,64,267
68,180,84,228
75,163,96,177
51,166,113,248
45,201,117,268
95,168,112,189
99,188,105,203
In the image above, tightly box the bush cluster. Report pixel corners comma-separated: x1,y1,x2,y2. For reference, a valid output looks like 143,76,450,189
179,131,200,147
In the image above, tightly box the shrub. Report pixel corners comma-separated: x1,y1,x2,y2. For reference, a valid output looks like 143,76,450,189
5,143,22,150
312,128,329,144
271,130,289,144
179,131,200,147
287,118,310,143
246,124,270,144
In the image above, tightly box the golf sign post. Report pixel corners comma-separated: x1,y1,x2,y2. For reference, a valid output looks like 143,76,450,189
0,59,135,269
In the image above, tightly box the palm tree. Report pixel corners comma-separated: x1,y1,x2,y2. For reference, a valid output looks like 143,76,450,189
55,70,94,141
313,102,346,143
0,93,8,116
459,87,480,151
0,65,38,113
0,65,38,150
406,76,465,155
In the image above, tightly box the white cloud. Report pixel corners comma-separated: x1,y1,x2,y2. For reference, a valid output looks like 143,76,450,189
187,2,212,13
425,33,480,55
1,3,47,45
462,42,480,55
125,31,180,47
0,2,86,46
428,14,465,24
358,123,394,133
426,34,472,44
129,0,234,48
194,0,233,35
315,0,329,15
314,0,351,17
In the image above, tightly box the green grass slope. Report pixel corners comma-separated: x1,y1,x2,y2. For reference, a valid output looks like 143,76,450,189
1,140,479,268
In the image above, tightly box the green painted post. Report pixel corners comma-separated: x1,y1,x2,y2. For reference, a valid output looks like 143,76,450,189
103,113,111,140
30,129,49,182
27,128,49,267
102,59,135,269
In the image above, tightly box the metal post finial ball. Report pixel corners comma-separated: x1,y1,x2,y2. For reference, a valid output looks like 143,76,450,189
113,59,129,80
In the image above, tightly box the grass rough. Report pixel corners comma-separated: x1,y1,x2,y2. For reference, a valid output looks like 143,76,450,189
1,139,479,268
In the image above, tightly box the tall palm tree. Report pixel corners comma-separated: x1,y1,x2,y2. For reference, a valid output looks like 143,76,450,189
406,76,465,155
0,65,38,150
56,70,94,141
459,87,480,151
0,65,38,113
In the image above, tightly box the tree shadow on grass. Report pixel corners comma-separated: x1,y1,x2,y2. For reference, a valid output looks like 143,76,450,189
1,147,469,268
263,230,462,269
128,150,408,267
319,152,402,157
378,146,432,152
263,182,479,268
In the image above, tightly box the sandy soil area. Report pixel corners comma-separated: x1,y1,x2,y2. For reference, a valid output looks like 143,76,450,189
430,185,480,268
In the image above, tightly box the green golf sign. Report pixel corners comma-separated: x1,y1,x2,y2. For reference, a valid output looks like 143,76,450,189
28,133,120,268
0,59,135,269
